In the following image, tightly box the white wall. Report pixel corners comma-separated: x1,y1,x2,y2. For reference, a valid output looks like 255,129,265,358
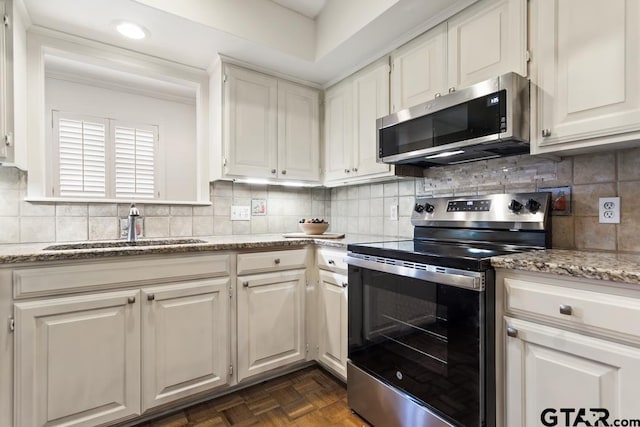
45,77,197,201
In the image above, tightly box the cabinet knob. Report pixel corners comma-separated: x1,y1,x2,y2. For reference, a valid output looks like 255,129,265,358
506,326,518,338
559,304,573,315
127,296,136,304
344,169,350,173
434,93,441,99
448,87,456,93
147,294,155,301
274,258,281,264
328,259,335,265
342,282,348,288
281,170,287,175
352,168,358,173
271,169,276,174
542,129,552,137
243,281,249,287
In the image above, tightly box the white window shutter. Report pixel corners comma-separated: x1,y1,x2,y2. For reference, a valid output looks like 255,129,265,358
114,125,156,198
58,117,106,197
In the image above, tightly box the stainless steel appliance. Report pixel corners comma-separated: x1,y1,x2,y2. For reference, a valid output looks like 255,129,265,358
346,192,551,427
377,73,530,167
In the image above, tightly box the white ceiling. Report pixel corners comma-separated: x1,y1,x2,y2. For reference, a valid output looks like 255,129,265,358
22,0,476,85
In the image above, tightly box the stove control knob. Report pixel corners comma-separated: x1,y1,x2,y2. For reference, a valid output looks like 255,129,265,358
508,199,523,213
525,199,541,213
414,203,425,213
424,203,435,213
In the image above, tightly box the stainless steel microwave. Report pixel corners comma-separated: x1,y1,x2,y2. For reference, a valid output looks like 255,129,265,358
377,72,530,167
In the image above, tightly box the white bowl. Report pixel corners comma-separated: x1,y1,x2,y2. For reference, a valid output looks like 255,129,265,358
299,222,329,235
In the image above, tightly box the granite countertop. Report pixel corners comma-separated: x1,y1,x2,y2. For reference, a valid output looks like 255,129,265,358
491,249,640,285
0,234,392,265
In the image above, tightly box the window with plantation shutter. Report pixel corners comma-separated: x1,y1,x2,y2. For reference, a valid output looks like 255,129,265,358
53,111,158,199
56,114,107,197
114,125,156,199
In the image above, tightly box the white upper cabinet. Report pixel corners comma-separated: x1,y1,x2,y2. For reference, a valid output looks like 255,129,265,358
390,0,526,113
277,81,320,181
223,64,278,178
391,23,447,112
447,0,527,91
215,62,320,183
324,58,394,186
531,0,640,155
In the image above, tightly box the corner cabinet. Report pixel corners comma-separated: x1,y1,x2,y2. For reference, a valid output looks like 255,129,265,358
213,62,320,183
324,58,393,186
496,269,640,427
390,0,527,113
531,0,640,155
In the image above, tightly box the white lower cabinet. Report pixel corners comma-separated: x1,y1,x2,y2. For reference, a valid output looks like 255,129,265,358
317,270,348,380
141,279,230,411
237,269,306,382
504,316,640,427
14,289,141,427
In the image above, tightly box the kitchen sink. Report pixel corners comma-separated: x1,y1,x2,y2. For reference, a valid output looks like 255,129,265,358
43,238,208,250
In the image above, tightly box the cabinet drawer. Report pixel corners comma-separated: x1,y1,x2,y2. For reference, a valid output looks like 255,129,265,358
317,248,347,272
237,248,308,275
504,277,640,339
13,254,230,298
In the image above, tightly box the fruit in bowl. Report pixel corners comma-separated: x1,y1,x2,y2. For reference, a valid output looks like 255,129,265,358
298,218,329,235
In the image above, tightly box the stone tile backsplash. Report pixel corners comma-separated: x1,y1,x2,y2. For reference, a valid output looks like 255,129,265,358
1,146,640,253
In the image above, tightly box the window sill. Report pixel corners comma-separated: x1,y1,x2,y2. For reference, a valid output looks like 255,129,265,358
24,197,212,206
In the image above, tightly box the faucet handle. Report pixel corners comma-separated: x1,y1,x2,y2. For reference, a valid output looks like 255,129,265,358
129,203,140,216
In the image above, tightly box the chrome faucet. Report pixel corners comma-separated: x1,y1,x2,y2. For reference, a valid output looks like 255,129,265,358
127,203,140,242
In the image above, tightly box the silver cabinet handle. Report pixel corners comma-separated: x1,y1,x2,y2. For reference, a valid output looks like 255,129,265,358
147,294,155,301
342,282,348,288
559,304,573,315
127,296,136,304
328,260,335,265
542,129,552,137
271,169,276,174
506,327,518,338
243,281,249,287
274,258,281,265
281,170,287,175
448,87,455,93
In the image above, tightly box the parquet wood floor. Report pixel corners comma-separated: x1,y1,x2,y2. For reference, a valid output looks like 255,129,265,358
139,366,370,427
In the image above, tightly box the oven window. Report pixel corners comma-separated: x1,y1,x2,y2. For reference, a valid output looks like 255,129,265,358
349,267,483,427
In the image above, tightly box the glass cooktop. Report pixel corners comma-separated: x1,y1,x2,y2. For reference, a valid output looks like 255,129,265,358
347,239,529,271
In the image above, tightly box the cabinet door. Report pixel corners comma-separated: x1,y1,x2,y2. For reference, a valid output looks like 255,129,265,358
447,0,527,90
141,279,230,411
504,316,640,427
323,80,353,182
0,0,8,161
533,0,640,152
318,271,348,380
223,64,278,178
277,81,320,182
237,270,305,382
352,60,392,179
390,23,447,112
14,290,140,427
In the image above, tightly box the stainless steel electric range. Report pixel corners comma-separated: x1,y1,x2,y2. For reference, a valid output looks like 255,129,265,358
345,192,551,427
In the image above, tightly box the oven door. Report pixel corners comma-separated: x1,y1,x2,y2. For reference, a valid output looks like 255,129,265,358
347,256,492,427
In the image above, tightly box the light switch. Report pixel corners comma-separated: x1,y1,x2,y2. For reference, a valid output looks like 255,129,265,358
231,206,251,221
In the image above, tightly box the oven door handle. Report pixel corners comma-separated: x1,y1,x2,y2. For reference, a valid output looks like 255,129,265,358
345,255,483,291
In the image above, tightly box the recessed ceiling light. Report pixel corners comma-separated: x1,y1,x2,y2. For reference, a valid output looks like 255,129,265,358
115,21,148,40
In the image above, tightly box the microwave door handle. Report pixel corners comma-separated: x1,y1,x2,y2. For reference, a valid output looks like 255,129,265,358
345,255,482,291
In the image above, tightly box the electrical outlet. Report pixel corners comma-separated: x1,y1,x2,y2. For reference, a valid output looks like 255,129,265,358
390,203,398,221
599,197,620,224
230,206,251,221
